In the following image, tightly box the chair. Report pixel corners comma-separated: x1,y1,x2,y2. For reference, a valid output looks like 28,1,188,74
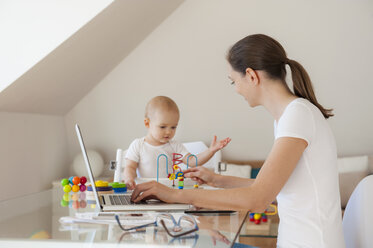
342,175,373,248
111,149,127,182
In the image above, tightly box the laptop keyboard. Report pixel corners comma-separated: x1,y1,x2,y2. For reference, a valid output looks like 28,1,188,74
109,194,133,205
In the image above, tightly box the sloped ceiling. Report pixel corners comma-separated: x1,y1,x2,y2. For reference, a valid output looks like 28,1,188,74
0,0,184,115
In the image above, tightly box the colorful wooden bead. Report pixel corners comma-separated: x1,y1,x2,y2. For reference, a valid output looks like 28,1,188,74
72,185,80,192
80,176,87,185
254,213,261,220
72,176,80,185
63,185,72,193
61,178,69,186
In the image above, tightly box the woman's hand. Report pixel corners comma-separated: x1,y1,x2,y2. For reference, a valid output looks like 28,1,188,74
209,136,231,153
130,181,179,203
183,166,220,187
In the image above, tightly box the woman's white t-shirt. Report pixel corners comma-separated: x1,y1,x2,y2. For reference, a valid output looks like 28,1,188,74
125,137,189,178
274,98,345,248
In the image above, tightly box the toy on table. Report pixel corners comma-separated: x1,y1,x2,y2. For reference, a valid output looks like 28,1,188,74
61,176,87,193
157,153,199,189
60,176,88,208
186,154,199,188
249,213,268,224
249,204,278,225
109,182,127,193
87,180,113,193
169,164,185,189
157,153,169,183
170,153,184,188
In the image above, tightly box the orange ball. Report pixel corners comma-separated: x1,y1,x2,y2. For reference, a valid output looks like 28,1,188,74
72,176,80,185
72,185,80,193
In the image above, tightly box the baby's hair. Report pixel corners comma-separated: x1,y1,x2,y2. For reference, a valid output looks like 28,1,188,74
145,96,180,119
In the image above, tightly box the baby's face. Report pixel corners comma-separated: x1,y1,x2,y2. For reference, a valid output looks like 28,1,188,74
146,110,179,145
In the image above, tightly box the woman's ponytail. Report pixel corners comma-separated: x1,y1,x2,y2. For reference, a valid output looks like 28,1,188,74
287,59,333,119
227,34,334,119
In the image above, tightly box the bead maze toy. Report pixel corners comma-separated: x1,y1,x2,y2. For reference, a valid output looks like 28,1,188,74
249,204,277,224
249,212,268,224
246,204,278,233
157,153,199,189
186,154,199,188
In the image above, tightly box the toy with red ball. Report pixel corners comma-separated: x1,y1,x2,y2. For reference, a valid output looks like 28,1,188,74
60,176,87,193
80,176,87,185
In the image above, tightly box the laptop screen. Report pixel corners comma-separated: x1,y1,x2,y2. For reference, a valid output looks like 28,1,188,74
75,124,102,211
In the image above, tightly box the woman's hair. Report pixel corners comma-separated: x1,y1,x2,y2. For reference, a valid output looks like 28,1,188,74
227,34,333,119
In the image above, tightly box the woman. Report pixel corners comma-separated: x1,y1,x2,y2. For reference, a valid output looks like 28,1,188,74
131,34,345,247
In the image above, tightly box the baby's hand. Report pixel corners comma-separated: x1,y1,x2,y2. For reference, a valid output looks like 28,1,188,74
125,180,136,190
209,135,231,153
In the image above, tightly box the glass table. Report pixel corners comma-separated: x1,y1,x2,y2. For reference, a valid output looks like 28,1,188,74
239,209,279,247
0,187,259,247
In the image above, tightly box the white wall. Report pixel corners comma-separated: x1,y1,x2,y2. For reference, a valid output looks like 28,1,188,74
65,0,373,166
0,0,113,92
0,113,68,201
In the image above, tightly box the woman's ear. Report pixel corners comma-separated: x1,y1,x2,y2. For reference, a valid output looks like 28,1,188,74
245,68,260,86
144,118,150,128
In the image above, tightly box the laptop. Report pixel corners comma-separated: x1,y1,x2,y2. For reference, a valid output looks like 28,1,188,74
75,124,191,212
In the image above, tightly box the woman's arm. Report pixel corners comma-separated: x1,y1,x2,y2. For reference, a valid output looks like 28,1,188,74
131,137,307,212
184,166,255,188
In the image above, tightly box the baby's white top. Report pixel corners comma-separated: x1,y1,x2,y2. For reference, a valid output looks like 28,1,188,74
125,137,189,178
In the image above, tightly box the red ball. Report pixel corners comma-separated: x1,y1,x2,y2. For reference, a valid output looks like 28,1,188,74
254,219,261,225
262,218,268,222
80,176,87,185
72,176,80,185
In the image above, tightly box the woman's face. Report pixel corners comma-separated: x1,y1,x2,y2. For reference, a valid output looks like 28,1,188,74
228,65,259,107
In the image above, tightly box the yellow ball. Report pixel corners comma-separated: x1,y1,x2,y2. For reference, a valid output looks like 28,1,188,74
254,213,261,220
173,165,179,170
63,185,71,193
194,184,199,188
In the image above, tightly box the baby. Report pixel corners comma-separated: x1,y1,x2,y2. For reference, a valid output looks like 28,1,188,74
123,96,231,189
